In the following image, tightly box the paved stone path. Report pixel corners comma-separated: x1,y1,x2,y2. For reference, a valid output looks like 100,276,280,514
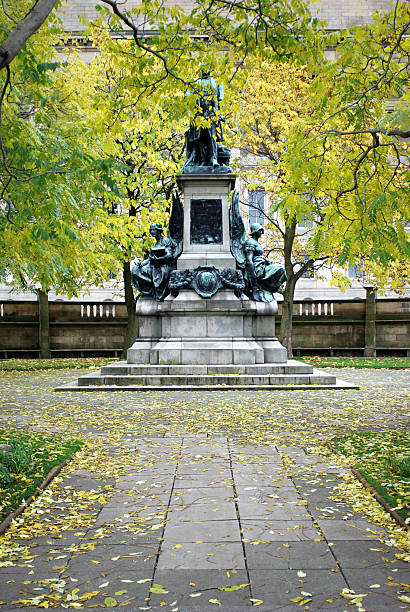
0,368,408,610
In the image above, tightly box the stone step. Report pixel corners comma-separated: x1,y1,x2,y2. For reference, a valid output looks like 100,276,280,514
100,360,314,376
55,360,359,392
77,372,336,387
56,381,358,391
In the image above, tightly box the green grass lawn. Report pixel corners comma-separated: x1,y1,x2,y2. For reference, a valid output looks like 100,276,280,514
295,356,410,369
0,428,82,522
1,356,408,372
0,357,116,372
332,431,410,523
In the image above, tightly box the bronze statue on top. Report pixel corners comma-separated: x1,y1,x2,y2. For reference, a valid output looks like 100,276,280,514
182,68,232,174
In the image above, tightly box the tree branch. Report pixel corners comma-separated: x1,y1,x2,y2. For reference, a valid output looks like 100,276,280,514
323,127,410,139
0,0,59,71
318,16,409,129
99,0,192,87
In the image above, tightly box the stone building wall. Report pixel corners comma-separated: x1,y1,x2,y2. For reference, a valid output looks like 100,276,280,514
309,0,396,29
59,0,396,33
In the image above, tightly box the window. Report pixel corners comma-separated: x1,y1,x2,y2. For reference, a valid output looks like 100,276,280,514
249,190,265,226
298,217,314,229
348,264,364,279
301,255,314,278
297,193,315,229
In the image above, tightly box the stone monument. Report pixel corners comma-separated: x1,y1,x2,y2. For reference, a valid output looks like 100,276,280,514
126,69,288,368
63,71,356,390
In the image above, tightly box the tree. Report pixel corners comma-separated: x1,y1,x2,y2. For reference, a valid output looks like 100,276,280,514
95,117,185,357
2,0,407,361
232,60,338,355
63,44,186,356
96,1,407,357
0,0,59,71
233,1,409,355
0,0,320,359
297,2,409,268
0,11,117,355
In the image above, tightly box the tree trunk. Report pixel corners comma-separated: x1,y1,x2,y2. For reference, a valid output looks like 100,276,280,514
279,220,297,358
37,289,50,359
121,261,138,359
279,277,296,358
0,0,59,70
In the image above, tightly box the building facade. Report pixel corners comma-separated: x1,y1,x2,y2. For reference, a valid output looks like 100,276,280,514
58,1,395,33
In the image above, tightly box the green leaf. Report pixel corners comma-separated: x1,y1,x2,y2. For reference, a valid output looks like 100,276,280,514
104,597,117,607
150,584,168,594
218,584,249,592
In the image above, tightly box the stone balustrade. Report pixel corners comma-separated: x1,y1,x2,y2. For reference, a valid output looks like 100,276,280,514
0,297,408,358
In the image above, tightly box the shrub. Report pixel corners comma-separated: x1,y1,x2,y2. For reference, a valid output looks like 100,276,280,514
0,439,31,473
0,464,12,487
400,456,410,478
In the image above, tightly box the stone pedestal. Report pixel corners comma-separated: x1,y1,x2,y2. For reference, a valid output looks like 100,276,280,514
57,171,358,390
127,290,287,366
177,174,237,271
127,172,287,367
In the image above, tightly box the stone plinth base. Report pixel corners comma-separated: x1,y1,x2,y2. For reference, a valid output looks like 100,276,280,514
56,290,359,391
57,360,358,390
127,290,287,366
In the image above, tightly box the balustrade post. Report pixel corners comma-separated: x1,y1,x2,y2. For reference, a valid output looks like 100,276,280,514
37,289,50,359
364,286,377,357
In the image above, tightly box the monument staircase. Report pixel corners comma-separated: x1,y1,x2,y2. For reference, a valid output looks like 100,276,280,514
71,361,349,390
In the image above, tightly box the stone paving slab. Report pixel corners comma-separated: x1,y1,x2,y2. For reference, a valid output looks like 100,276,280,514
315,518,388,540
148,569,251,606
157,542,246,569
167,502,238,521
249,569,349,610
170,486,234,505
161,519,242,543
244,540,336,570
241,519,320,542
236,501,310,520
173,473,234,488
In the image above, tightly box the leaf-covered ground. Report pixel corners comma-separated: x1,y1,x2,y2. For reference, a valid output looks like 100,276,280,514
1,356,408,372
0,367,408,610
295,356,410,369
0,359,117,372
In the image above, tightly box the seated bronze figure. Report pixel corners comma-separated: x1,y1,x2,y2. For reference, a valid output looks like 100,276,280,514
229,191,286,303
131,193,183,302
131,223,176,302
244,223,287,302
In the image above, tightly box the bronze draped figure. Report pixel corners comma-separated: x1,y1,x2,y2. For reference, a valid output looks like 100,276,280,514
131,192,183,302
229,191,286,303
